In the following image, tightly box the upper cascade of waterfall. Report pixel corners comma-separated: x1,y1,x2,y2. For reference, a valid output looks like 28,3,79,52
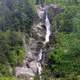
36,4,64,19
44,11,51,44
36,6,45,19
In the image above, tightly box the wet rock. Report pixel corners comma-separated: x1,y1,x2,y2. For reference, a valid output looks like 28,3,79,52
15,67,35,78
32,23,46,41
26,51,37,60
28,61,38,74
15,4,64,80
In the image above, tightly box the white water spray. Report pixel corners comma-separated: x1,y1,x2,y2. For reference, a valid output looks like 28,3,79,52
37,9,51,79
44,11,51,44
15,4,63,80
37,62,42,79
38,49,43,61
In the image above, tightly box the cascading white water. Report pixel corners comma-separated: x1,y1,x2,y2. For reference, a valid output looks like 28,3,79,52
44,11,51,44
37,9,51,78
34,4,63,78
37,63,42,75
38,49,43,61
37,49,43,79
15,4,63,80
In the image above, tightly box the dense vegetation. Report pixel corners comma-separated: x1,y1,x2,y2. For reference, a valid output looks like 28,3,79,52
0,0,80,80
0,0,36,33
0,0,36,79
0,31,25,77
44,1,80,80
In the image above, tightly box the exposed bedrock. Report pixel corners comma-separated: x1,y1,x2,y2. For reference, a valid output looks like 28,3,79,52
15,4,64,80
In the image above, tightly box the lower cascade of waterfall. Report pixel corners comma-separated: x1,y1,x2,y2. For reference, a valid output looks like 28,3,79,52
38,49,43,61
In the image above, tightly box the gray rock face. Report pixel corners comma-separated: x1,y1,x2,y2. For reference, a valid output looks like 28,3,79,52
29,61,38,73
15,4,63,80
15,22,45,79
15,67,35,77
32,23,46,41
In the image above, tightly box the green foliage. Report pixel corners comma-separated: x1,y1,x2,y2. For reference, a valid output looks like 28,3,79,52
48,32,80,78
44,1,80,79
0,76,17,80
0,0,80,80
0,0,36,33
0,63,11,76
53,5,80,33
0,30,25,76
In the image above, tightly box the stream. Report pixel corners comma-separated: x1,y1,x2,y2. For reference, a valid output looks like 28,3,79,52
37,7,51,77
15,4,63,80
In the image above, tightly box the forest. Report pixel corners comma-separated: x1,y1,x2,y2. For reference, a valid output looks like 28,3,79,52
0,0,80,80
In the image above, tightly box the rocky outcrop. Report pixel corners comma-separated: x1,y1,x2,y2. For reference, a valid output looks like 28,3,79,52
15,22,46,80
15,4,64,80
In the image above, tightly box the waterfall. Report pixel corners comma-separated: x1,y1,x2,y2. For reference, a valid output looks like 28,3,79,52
15,4,63,80
38,49,43,61
37,9,51,78
44,11,51,44
37,63,42,75
37,49,43,79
